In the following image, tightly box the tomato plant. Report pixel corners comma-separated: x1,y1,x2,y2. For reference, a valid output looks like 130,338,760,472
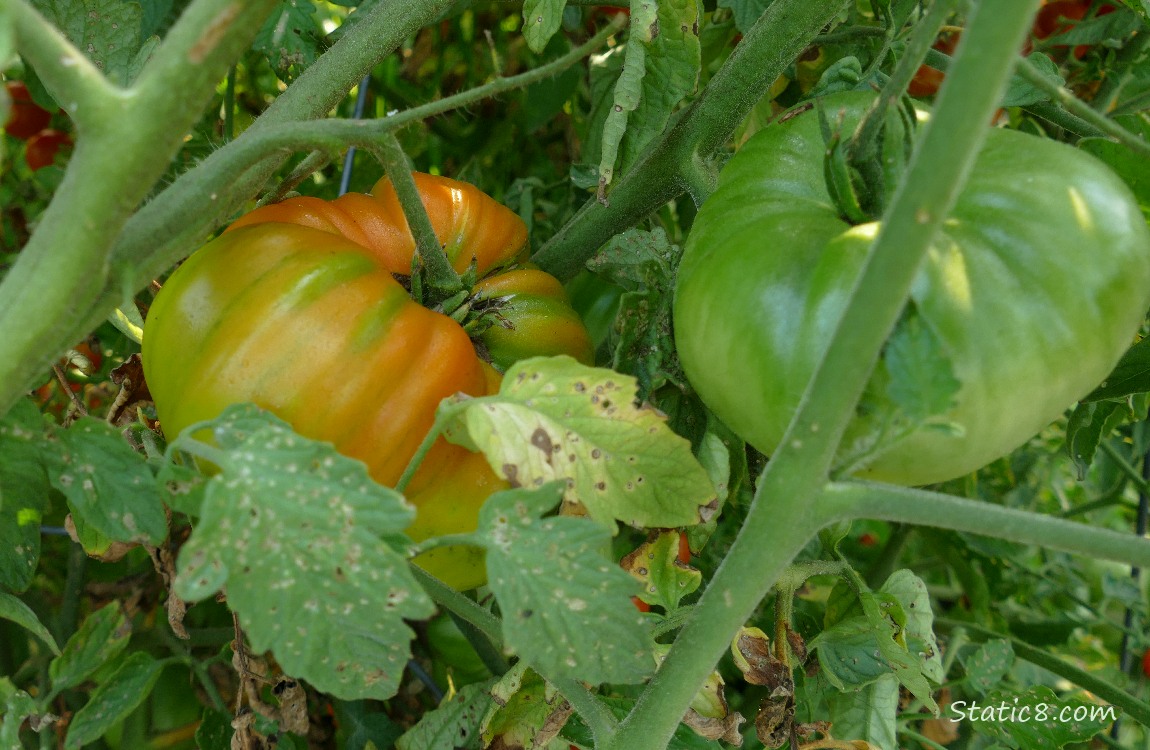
675,91,1150,486
3,80,51,139
24,129,72,171
142,172,592,589
6,3,1150,750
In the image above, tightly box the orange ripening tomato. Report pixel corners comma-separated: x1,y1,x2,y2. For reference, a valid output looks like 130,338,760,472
143,173,594,589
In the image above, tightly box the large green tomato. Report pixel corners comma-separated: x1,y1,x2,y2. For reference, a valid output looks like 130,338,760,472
675,91,1150,486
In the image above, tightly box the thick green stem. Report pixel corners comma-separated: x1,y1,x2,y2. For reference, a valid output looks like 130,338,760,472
0,0,456,419
533,0,852,280
374,134,462,293
821,481,1150,568
9,1,118,126
603,4,1041,749
0,0,280,416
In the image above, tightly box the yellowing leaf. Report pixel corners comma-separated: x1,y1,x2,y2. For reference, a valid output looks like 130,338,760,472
442,356,716,530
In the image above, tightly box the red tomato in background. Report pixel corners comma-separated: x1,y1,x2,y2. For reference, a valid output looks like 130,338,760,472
908,33,960,97
4,81,51,139
1033,1,1116,59
24,129,72,171
1142,647,1150,678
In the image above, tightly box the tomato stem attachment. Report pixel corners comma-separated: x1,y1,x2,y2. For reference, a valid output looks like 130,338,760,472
372,134,465,303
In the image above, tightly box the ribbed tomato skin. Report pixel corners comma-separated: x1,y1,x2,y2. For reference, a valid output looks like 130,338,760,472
228,173,529,276
143,224,504,589
144,174,595,590
675,91,1150,486
472,268,596,371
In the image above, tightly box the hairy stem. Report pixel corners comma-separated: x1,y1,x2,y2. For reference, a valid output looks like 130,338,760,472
821,481,1150,568
533,0,852,280
602,3,1042,748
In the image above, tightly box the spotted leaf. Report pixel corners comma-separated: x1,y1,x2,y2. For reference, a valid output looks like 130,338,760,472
442,356,716,530
173,405,433,701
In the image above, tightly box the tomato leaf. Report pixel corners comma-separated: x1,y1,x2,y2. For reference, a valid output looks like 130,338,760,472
64,652,164,750
809,570,940,713
476,483,654,684
442,356,718,529
0,687,36,749
824,674,899,749
172,405,434,701
597,2,656,191
1065,399,1129,477
30,0,144,86
49,604,131,691
620,530,701,611
884,310,961,426
1082,334,1150,401
615,0,701,173
965,686,1112,747
395,679,496,750
0,399,47,592
522,0,567,54
716,0,770,34
1001,53,1063,107
45,417,168,545
0,592,59,656
961,639,1014,694
253,0,324,82
480,664,573,748
587,227,676,290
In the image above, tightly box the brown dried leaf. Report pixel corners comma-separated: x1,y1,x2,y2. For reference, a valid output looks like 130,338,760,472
272,678,309,736
684,709,745,746
732,627,790,688
107,354,152,427
755,685,795,749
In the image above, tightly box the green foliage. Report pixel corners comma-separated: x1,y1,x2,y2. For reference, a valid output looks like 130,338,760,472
3,2,1150,748
478,484,653,684
172,405,434,700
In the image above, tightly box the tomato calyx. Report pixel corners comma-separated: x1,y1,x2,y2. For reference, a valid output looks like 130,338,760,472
818,93,916,224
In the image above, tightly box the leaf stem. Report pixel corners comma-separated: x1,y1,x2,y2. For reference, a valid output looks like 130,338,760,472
934,617,1150,727
821,480,1150,568
1099,440,1150,495
1013,54,1150,157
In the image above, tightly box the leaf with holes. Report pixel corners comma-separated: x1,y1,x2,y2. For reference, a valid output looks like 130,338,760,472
477,483,653,684
395,679,496,750
0,399,47,592
620,530,700,611
441,356,716,530
481,664,573,748
45,417,167,545
172,405,434,701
